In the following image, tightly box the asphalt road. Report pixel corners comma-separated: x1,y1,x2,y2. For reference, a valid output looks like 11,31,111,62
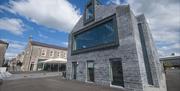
1,69,180,91
166,69,180,91
0,77,123,91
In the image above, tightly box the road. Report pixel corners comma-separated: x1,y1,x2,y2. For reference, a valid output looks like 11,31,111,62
1,69,180,91
1,76,122,91
166,69,180,91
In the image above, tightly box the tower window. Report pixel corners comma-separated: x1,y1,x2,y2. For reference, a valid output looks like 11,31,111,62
86,4,94,20
84,0,95,24
138,23,153,85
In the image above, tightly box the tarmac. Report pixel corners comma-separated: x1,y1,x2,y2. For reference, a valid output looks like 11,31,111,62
0,69,180,91
166,69,180,91
0,76,122,91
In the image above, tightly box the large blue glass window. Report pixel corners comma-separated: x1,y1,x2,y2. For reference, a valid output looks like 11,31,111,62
72,17,118,52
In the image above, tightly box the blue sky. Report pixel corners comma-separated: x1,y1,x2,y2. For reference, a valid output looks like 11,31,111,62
0,0,179,59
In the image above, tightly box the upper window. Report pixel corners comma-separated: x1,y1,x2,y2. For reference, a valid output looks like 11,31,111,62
41,49,46,56
84,0,95,24
86,4,94,20
58,51,61,57
72,15,118,54
50,50,54,57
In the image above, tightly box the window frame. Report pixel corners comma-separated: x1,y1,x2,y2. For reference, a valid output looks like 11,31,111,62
58,51,61,57
83,0,95,25
87,60,95,82
49,50,54,57
138,23,154,85
41,49,46,56
71,14,119,55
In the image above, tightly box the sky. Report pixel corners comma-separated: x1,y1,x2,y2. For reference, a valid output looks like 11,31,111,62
0,0,179,59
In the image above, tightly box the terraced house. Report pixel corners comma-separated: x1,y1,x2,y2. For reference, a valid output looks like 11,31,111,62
22,38,67,71
66,0,167,91
0,40,8,67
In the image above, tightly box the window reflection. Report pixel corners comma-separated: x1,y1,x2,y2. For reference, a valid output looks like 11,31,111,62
73,19,116,50
86,4,94,20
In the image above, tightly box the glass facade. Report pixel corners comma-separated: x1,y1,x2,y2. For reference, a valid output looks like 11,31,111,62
84,0,94,24
73,19,117,51
86,5,94,20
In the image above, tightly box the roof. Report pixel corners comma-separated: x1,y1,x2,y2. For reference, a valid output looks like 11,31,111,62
160,56,180,61
0,40,9,47
30,41,67,50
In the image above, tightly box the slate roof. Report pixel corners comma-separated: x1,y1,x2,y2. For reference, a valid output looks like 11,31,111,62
0,40,9,45
30,41,67,50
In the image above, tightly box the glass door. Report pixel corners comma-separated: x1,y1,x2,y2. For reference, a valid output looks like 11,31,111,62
72,62,77,79
87,61,94,82
110,58,124,87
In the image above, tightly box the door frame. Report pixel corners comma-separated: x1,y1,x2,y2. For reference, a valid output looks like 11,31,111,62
109,58,124,87
72,62,77,80
86,60,95,82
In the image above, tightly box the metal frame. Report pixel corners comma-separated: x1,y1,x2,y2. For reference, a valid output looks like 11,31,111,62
83,0,95,25
86,60,95,82
71,14,119,55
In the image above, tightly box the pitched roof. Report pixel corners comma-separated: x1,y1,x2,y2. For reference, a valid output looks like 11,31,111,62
30,41,67,50
0,40,9,45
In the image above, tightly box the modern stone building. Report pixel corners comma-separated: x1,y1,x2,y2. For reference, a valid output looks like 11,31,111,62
66,0,166,91
0,40,8,67
22,39,67,71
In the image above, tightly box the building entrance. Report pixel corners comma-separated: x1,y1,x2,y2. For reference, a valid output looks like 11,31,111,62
110,58,124,87
87,61,94,82
72,62,77,79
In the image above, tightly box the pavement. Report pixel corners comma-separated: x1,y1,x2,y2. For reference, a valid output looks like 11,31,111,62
0,76,122,91
4,72,60,80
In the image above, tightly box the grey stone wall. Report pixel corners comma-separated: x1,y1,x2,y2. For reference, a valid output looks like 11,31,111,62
67,4,166,91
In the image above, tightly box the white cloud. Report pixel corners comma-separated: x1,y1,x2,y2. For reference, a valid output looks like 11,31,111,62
62,42,68,47
0,18,25,35
7,0,81,32
0,5,16,14
125,0,180,57
1,39,26,59
107,0,120,5
38,31,48,39
158,43,180,57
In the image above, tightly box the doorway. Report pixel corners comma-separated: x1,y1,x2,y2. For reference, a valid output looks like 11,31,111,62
72,62,77,79
87,61,94,82
110,58,124,87
30,64,34,71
